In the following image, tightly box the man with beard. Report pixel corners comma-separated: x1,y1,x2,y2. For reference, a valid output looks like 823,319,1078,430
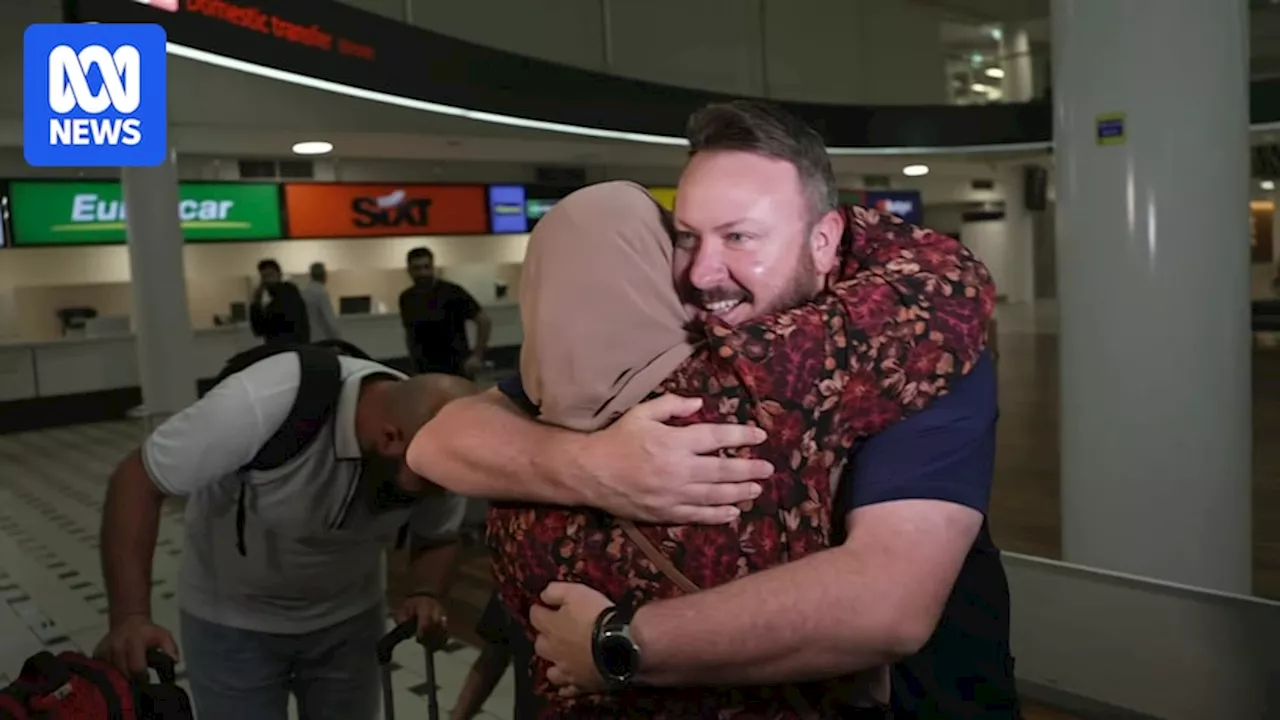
250,258,311,345
399,247,492,379
409,100,1018,719
94,354,476,720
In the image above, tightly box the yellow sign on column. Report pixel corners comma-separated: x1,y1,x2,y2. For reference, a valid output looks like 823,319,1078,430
648,187,677,211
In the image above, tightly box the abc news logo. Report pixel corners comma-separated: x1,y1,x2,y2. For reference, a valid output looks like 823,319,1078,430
47,44,143,147
24,24,166,168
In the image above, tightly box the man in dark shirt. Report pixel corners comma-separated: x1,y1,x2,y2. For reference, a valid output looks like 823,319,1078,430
491,357,1015,719
249,258,310,345
406,101,1018,718
398,247,492,378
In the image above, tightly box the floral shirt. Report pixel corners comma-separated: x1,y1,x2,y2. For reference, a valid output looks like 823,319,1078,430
487,205,996,718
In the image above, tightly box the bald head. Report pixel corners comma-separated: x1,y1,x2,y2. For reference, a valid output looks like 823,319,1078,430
354,372,481,500
388,373,480,437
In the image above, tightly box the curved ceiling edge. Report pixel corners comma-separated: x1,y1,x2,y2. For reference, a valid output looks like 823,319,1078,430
73,0,1280,151
169,43,1055,156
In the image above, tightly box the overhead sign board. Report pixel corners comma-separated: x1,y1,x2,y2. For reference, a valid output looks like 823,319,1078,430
8,180,283,245
648,187,677,212
487,184,528,234
282,184,488,238
865,190,924,225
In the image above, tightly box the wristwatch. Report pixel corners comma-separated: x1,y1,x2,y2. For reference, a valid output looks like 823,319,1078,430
591,601,641,688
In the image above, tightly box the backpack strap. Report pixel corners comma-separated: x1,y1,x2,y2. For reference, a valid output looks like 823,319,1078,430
245,346,345,471
311,338,374,361
234,346,346,556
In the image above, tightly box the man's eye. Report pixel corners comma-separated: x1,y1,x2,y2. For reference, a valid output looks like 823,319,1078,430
725,232,750,243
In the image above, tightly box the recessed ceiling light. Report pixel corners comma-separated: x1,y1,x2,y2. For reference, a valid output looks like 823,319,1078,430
903,164,930,177
292,141,333,155
984,67,1005,79
970,83,993,94
1263,179,1277,191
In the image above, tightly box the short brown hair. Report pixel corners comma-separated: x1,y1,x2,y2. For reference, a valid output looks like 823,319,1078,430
685,100,838,221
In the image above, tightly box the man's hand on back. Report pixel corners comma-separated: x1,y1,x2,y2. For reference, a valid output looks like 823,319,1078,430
578,394,771,524
408,389,772,523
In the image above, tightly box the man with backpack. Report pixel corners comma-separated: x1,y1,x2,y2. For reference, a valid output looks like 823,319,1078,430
93,341,476,720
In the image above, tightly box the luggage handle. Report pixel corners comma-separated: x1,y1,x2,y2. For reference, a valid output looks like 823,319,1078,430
377,619,418,665
377,619,449,665
378,619,445,720
145,648,178,685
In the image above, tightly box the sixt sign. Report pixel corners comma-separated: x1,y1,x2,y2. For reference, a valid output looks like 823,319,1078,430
23,23,168,167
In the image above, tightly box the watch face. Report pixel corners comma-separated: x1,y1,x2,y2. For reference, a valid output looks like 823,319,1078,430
599,633,637,679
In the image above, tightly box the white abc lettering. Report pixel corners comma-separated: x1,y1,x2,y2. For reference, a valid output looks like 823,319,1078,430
47,44,141,115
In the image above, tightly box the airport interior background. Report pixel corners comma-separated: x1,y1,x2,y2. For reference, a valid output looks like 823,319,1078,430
0,0,1278,718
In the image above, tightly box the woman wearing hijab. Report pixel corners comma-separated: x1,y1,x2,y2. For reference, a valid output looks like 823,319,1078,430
488,181,994,718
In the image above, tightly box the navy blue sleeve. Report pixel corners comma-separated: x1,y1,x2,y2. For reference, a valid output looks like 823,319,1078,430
837,352,997,515
497,373,538,416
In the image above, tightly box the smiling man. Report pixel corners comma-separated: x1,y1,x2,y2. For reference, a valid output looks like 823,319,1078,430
408,100,1017,719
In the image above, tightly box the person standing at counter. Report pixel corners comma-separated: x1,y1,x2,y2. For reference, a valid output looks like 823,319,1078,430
250,259,310,345
398,247,492,379
302,262,342,341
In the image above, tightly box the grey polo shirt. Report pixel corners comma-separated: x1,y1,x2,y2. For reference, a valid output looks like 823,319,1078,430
142,353,466,634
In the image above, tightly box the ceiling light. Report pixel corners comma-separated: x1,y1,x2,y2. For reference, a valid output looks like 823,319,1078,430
903,164,930,177
292,141,333,155
1263,180,1277,191
984,67,1005,79
970,83,993,94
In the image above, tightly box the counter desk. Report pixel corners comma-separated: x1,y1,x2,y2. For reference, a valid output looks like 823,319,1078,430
0,305,523,433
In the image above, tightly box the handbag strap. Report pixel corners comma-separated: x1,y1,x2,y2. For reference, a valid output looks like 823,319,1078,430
614,520,820,720
617,520,700,594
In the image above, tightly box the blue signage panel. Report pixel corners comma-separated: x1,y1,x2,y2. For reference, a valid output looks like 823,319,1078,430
23,23,168,167
488,184,528,234
865,190,923,225
1095,112,1126,146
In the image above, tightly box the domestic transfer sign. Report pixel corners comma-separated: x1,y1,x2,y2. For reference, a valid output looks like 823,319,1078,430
8,180,283,245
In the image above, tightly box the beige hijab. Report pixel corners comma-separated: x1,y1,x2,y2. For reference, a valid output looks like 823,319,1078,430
519,181,696,432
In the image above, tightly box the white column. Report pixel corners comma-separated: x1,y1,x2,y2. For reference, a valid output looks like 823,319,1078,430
122,151,196,418
1001,25,1035,102
1000,165,1035,304
1273,192,1280,269
1053,0,1253,594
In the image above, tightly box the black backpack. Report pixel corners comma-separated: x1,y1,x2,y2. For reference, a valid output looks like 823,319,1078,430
211,339,374,556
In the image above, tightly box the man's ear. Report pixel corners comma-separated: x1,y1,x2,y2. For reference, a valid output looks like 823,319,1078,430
376,423,407,456
809,208,845,275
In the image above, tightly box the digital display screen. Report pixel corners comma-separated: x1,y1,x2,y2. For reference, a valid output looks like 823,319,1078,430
865,190,924,225
526,198,558,222
488,185,528,234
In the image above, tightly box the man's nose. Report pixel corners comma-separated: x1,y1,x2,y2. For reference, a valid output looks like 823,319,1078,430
687,240,728,289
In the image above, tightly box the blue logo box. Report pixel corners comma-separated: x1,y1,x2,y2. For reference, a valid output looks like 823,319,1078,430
24,23,168,167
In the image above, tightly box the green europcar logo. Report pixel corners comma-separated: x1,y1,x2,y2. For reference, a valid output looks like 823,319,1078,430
8,180,283,245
